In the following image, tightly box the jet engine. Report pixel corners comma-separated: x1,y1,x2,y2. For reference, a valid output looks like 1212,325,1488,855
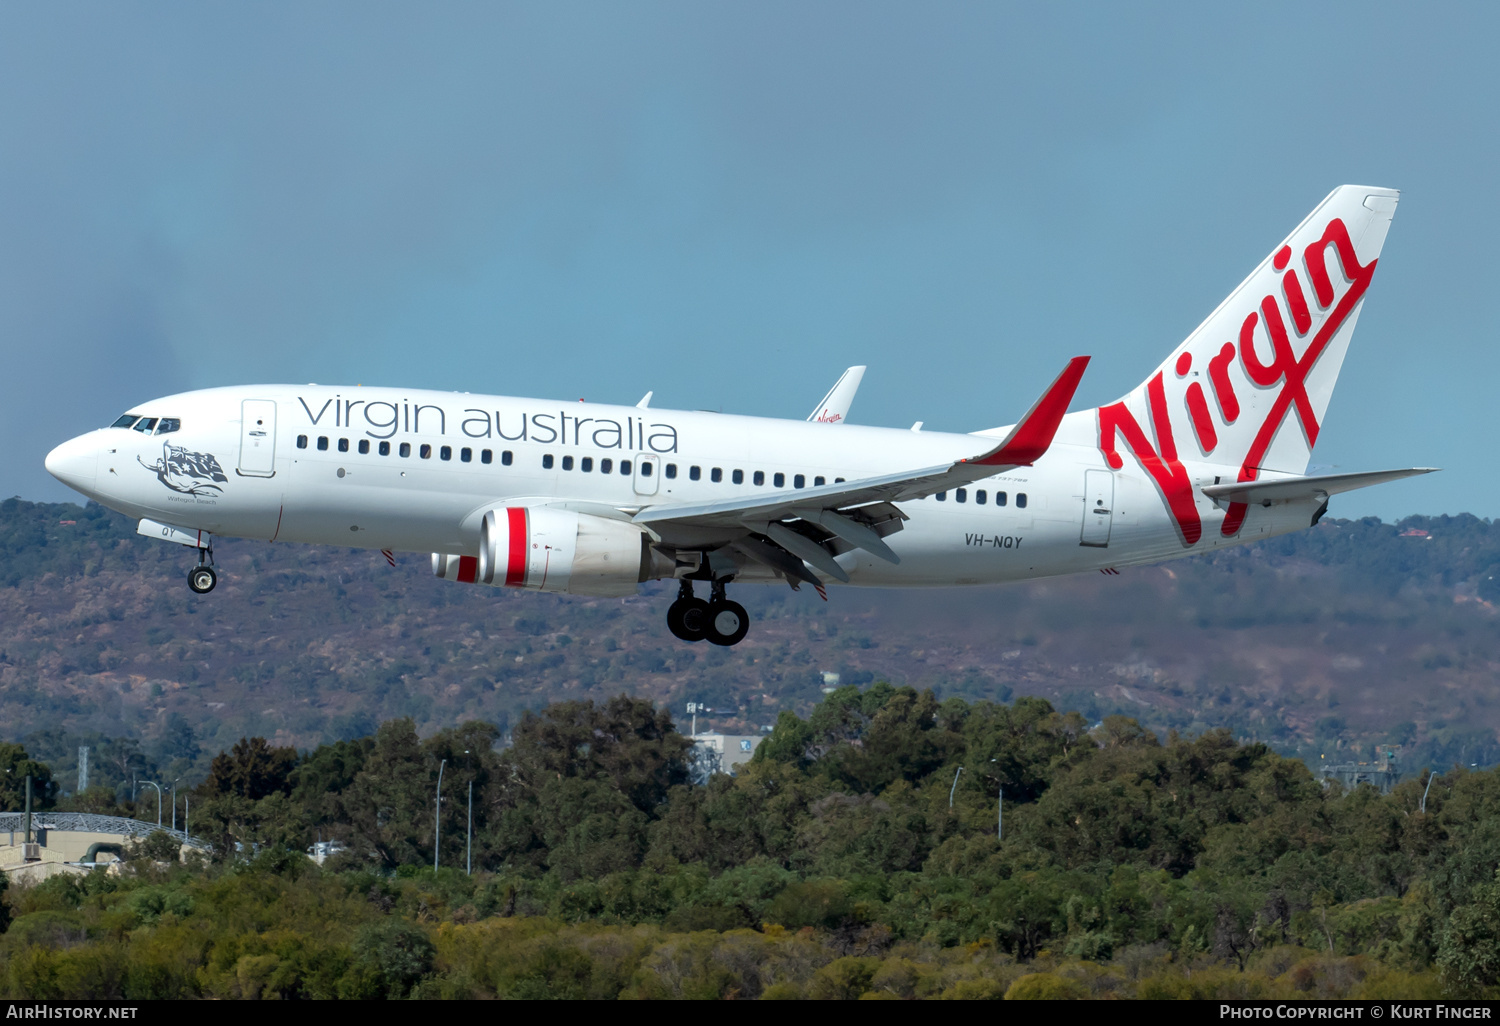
433,507,661,597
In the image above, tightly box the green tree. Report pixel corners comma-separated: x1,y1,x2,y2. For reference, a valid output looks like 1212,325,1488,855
485,697,690,876
1437,871,1500,989
0,743,53,811
504,696,690,815
349,919,434,998
199,737,297,801
336,719,435,869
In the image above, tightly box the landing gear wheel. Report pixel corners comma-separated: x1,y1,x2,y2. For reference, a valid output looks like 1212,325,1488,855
187,565,217,594
667,598,710,642
704,599,750,647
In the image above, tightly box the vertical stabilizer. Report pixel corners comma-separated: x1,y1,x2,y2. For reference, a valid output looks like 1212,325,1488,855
1097,186,1397,521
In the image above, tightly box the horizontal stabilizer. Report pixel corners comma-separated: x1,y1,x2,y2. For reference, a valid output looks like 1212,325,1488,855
1201,467,1438,505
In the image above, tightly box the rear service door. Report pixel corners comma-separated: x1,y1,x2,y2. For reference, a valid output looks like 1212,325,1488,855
238,399,277,477
1080,469,1113,547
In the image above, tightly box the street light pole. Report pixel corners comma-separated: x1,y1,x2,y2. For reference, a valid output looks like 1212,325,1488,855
463,749,474,876
140,781,163,827
989,758,1002,841
434,758,447,872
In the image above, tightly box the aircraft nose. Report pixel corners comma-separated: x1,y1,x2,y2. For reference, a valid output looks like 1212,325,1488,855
45,434,99,495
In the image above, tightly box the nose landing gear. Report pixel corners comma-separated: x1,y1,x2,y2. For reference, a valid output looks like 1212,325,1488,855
187,546,217,594
666,578,749,646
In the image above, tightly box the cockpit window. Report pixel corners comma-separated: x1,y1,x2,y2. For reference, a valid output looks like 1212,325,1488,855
132,417,158,433
155,418,180,434
111,415,139,429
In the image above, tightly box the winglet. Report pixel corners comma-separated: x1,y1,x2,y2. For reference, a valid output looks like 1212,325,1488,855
971,356,1090,466
808,366,867,423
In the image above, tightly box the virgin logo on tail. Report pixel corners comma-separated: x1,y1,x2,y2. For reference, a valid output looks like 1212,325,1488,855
1098,217,1379,546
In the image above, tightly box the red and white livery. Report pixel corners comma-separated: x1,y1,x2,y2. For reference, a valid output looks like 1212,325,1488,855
46,186,1434,645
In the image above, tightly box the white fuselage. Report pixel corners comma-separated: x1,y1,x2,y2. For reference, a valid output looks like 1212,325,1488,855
44,383,1319,589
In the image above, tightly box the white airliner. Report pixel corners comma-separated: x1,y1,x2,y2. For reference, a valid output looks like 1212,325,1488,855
45,186,1434,646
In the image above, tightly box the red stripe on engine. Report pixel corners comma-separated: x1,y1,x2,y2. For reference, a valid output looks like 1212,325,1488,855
457,555,478,583
505,507,528,587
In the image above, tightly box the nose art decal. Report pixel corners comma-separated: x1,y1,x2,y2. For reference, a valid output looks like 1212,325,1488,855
139,443,229,496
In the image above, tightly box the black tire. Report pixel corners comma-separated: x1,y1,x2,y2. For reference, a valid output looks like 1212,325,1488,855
704,599,749,647
187,566,217,594
667,597,710,642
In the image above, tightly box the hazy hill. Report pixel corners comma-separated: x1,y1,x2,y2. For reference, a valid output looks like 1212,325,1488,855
0,497,1498,782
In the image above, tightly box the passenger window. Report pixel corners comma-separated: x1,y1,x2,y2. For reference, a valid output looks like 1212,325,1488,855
581,457,593,472
420,444,432,459
794,474,805,489
359,440,370,454
155,418,181,434
996,491,1007,506
296,435,308,449
774,472,785,488
439,445,451,461
976,489,987,505
317,436,329,451
641,462,653,477
1017,493,1028,509
620,460,632,475
338,438,350,453
602,458,614,474
690,466,701,481
133,418,158,433
379,441,391,456
562,455,574,470
711,467,722,483
936,491,947,501
460,447,472,462
732,469,744,484
112,415,139,429
664,463,675,479
956,488,967,503
814,476,825,486
835,477,845,483
542,454,553,469
753,471,765,486
399,442,411,458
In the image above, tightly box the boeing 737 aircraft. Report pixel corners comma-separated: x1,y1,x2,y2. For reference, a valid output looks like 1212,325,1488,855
45,185,1434,646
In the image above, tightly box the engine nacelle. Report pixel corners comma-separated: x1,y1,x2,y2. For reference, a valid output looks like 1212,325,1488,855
448,507,653,597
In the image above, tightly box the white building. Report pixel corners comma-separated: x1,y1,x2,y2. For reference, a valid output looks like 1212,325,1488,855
689,733,763,785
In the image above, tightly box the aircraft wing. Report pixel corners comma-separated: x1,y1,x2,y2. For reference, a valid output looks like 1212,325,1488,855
808,366,867,423
1200,467,1438,505
633,358,1088,581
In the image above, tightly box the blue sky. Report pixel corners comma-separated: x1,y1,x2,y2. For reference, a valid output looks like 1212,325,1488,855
3,2,1495,519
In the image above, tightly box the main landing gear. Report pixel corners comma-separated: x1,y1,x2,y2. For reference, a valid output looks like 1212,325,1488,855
667,579,749,647
187,546,217,594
